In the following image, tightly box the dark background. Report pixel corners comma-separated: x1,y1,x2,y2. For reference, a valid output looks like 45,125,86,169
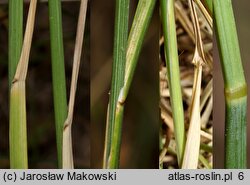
0,1,90,168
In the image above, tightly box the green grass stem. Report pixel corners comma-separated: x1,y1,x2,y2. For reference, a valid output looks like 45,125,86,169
9,0,23,88
214,0,247,168
9,0,37,168
48,0,68,168
160,0,185,166
103,0,130,169
10,85,28,168
123,0,157,99
104,0,156,169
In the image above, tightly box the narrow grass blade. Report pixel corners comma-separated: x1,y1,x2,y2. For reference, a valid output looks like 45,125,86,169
199,154,212,169
103,0,130,169
160,0,185,166
201,0,212,15
175,2,195,43
63,0,88,169
214,0,247,168
9,0,23,88
194,0,212,29
123,0,157,97
48,0,68,168
9,0,37,169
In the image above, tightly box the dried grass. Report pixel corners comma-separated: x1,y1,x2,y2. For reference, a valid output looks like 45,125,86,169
159,0,212,169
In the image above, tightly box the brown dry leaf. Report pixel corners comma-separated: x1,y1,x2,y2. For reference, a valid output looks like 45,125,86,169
160,0,212,169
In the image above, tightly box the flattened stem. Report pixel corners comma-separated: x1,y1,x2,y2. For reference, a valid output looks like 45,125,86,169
214,0,247,168
105,0,156,168
48,0,68,168
63,122,74,168
108,101,124,168
8,0,23,88
123,0,156,100
10,83,28,168
9,0,24,167
225,97,247,168
160,0,185,166
103,0,130,169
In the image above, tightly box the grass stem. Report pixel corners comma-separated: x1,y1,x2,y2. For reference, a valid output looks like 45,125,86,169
104,0,156,169
160,0,185,166
9,0,23,88
214,0,247,168
48,0,68,168
103,0,130,169
9,0,37,169
123,0,156,99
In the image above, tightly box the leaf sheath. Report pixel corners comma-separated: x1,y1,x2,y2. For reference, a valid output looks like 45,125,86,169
103,0,130,169
214,0,247,168
10,0,37,169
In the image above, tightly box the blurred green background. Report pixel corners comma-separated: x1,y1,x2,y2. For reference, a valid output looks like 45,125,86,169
0,1,90,168
214,0,250,168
